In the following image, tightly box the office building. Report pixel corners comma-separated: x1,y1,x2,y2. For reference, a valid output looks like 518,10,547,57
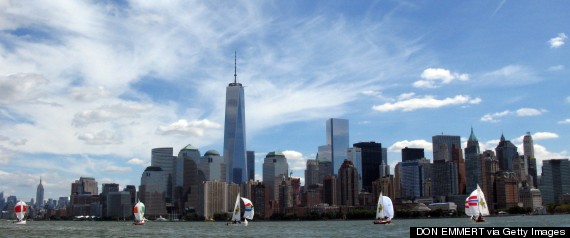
326,118,349,175
353,141,383,193
262,151,289,201
36,178,44,209
432,135,461,162
402,147,425,162
304,159,319,187
495,133,519,171
338,160,359,206
139,166,167,218
540,159,570,205
247,151,255,181
465,127,481,193
151,147,175,203
223,54,248,184
199,150,226,182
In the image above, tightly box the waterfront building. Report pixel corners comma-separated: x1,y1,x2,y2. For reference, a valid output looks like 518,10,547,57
107,191,131,219
519,187,543,210
326,118,349,176
432,135,461,162
175,144,201,214
480,150,499,213
250,181,267,219
495,171,519,210
202,181,228,220
513,155,529,186
540,158,570,205
523,132,538,188
323,175,338,206
353,141,383,193
262,151,289,201
139,166,167,218
151,147,175,203
101,183,119,218
123,185,137,206
338,160,359,206
70,177,100,217
431,135,461,200
36,178,44,210
223,54,247,184
400,158,431,200
495,133,519,171
304,184,323,207
452,144,466,195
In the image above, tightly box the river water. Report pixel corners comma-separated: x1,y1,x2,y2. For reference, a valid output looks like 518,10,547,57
2,215,569,237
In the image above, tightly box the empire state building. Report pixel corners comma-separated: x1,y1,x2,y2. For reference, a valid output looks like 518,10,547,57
223,53,247,184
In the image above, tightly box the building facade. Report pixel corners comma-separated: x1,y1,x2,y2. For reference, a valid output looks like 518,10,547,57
326,118,349,176
540,159,570,205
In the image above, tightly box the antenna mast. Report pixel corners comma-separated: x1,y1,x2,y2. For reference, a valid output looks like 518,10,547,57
234,51,237,83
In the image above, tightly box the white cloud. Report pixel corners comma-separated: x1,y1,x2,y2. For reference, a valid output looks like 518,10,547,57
481,108,545,122
398,92,416,100
566,96,570,104
0,74,49,104
481,65,540,86
77,130,122,145
70,86,111,101
389,140,432,152
413,68,469,88
372,94,481,112
72,103,153,126
282,150,309,172
516,108,545,117
549,33,567,48
102,165,132,173
127,158,148,166
558,119,570,124
156,119,221,137
515,132,559,143
548,65,564,71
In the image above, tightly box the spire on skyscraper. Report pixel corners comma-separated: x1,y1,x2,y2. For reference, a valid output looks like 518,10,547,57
468,126,478,142
500,133,505,141
234,51,237,83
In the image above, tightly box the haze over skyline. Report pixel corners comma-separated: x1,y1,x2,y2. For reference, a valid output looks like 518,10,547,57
1,1,569,201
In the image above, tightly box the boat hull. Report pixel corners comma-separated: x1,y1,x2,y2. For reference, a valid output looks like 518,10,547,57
133,221,145,225
14,220,26,225
373,220,391,224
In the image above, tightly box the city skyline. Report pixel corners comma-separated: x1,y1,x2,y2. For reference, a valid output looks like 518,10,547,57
0,1,569,201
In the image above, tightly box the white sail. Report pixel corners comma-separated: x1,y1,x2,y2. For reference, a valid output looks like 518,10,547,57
14,201,27,222
133,201,145,222
376,192,384,219
465,189,478,217
464,196,474,217
240,197,254,220
232,193,241,222
382,196,394,220
476,184,490,216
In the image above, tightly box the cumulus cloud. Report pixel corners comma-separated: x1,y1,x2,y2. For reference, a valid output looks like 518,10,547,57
282,150,309,171
558,119,570,124
413,68,469,88
548,65,564,71
156,119,221,136
72,103,153,126
127,158,148,166
70,86,111,101
481,108,545,122
389,140,433,152
549,33,567,48
372,94,481,112
0,74,49,104
515,132,559,143
77,130,122,145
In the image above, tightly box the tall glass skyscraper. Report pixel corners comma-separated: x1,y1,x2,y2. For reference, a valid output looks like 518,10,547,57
36,178,44,209
224,54,247,184
326,118,349,175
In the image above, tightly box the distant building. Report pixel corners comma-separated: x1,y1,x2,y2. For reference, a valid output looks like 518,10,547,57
139,166,167,218
495,171,519,210
202,181,227,220
523,132,538,188
247,151,255,181
432,135,461,162
519,187,542,210
323,175,338,206
123,185,137,207
304,159,320,187
540,159,570,205
176,144,201,214
107,191,131,219
223,57,248,184
36,178,44,210
402,147,425,162
353,141,383,193
495,133,519,171
151,147,175,203
199,150,226,182
262,151,289,201
327,118,349,176
337,160,359,206
346,147,363,192
70,177,100,217
465,127,481,193
400,158,431,200
101,183,119,218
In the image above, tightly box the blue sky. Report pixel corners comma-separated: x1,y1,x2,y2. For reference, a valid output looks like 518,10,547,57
0,0,568,202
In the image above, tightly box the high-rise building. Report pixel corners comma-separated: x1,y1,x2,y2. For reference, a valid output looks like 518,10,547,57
400,158,431,200
70,177,100,217
338,160,359,206
139,166,167,218
540,159,570,205
151,147,175,203
495,171,519,210
465,127,481,193
101,183,119,218
353,141,382,193
106,191,131,219
326,118,349,175
432,135,461,162
202,181,228,220
176,144,201,213
200,150,226,182
262,151,289,201
347,147,363,192
36,178,44,209
495,133,519,171
452,144,466,195
402,147,425,162
304,159,319,187
247,151,255,181
480,150,499,213
323,175,338,206
523,132,538,188
123,185,137,206
223,54,247,184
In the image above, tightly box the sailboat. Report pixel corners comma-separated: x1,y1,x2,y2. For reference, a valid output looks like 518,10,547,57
227,193,254,226
13,201,27,225
373,192,394,224
133,201,146,225
465,184,490,223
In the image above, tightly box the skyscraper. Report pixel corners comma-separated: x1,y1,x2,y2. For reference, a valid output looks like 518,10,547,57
247,151,255,181
338,160,359,206
523,132,538,188
151,147,175,203
327,118,349,176
540,159,570,205
36,178,44,209
139,166,167,217
262,151,289,201
304,159,319,187
495,133,519,171
224,53,247,184
199,150,226,181
353,141,382,193
432,135,461,162
465,127,481,193
402,147,425,162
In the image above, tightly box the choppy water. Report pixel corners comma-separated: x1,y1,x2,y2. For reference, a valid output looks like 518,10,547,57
1,215,569,237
